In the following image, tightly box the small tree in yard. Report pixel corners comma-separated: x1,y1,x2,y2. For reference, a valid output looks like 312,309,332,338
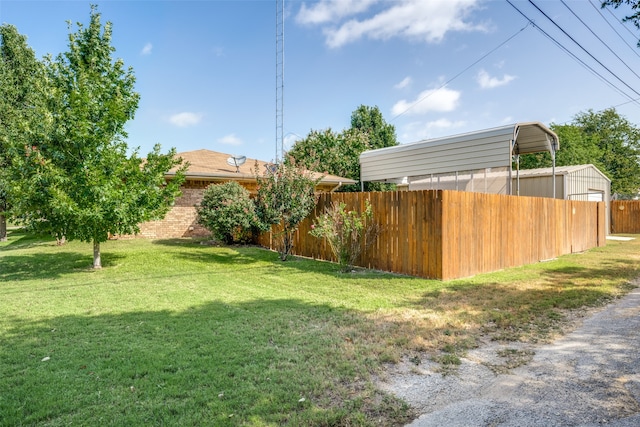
7,7,187,268
253,159,321,261
310,200,379,272
196,181,257,244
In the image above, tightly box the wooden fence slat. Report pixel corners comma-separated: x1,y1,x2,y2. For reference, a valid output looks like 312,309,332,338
258,190,606,280
611,200,640,234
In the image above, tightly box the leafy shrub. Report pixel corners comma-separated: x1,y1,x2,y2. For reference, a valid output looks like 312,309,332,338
196,181,257,244
253,159,320,260
309,200,379,271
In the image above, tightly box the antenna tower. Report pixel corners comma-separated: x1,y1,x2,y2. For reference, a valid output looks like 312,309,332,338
275,0,284,163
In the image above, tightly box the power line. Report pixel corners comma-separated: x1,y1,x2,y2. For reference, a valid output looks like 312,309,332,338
390,22,530,121
589,0,640,60
528,0,640,99
601,0,640,43
506,0,640,106
561,0,640,82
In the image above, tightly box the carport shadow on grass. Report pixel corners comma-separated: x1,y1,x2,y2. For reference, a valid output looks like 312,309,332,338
0,298,414,427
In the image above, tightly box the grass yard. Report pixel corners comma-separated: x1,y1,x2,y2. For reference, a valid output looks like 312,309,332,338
1,230,639,426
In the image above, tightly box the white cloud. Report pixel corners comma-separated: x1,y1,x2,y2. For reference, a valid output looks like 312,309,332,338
141,42,153,55
168,112,203,127
392,86,461,116
298,0,485,48
477,69,515,89
400,119,467,142
218,134,243,146
296,0,377,25
394,76,412,89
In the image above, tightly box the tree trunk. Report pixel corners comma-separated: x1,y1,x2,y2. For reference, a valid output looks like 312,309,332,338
0,213,6,242
93,240,102,269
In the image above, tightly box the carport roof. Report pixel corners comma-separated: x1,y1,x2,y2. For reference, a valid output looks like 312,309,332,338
510,122,560,155
359,122,559,183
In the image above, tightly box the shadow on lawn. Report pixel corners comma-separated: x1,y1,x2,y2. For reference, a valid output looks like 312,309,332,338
0,252,125,282
152,239,268,266
538,259,639,288
0,229,57,252
149,237,396,278
0,298,413,427
413,260,639,312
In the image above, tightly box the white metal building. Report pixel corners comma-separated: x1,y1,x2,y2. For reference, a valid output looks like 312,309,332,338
407,164,610,200
360,122,560,196
507,164,611,202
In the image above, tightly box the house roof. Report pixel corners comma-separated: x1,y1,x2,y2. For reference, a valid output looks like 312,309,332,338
166,149,356,187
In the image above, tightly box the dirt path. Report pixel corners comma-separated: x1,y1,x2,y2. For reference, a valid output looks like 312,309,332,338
379,283,640,426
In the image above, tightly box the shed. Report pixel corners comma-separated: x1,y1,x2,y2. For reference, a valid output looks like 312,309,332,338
360,122,559,195
407,164,611,202
507,164,611,202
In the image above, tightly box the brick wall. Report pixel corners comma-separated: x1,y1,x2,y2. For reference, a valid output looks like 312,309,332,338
120,178,338,240
121,180,212,239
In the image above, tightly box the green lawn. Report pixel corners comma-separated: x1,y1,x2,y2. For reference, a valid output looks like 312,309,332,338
1,230,639,426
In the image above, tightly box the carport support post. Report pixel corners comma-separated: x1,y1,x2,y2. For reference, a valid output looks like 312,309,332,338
550,135,557,199
515,154,520,196
552,158,556,199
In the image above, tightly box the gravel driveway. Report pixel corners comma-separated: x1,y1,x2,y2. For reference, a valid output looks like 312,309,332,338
379,282,640,427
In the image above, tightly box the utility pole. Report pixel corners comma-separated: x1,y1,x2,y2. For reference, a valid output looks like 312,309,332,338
275,0,284,163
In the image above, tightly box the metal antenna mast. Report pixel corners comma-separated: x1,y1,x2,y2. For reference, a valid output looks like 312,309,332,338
275,0,284,163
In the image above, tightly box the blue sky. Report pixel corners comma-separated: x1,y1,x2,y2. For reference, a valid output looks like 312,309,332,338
2,0,640,162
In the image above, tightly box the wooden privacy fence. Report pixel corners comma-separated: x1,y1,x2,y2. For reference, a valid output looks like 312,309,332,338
611,200,640,233
257,190,606,280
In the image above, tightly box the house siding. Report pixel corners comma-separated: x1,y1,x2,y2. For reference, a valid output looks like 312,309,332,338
116,180,211,240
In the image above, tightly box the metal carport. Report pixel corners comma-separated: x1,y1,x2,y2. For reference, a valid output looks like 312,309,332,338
359,122,560,196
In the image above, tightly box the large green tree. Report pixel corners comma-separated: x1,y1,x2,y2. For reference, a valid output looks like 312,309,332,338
574,109,640,196
288,105,398,191
350,104,397,151
7,6,187,268
520,109,640,197
0,24,45,241
287,127,369,191
518,125,603,170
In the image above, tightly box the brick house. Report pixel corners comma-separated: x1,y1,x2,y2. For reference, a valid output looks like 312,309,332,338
133,149,356,239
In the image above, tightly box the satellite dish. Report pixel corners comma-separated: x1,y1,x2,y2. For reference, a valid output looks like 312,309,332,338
265,163,279,174
226,155,246,173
